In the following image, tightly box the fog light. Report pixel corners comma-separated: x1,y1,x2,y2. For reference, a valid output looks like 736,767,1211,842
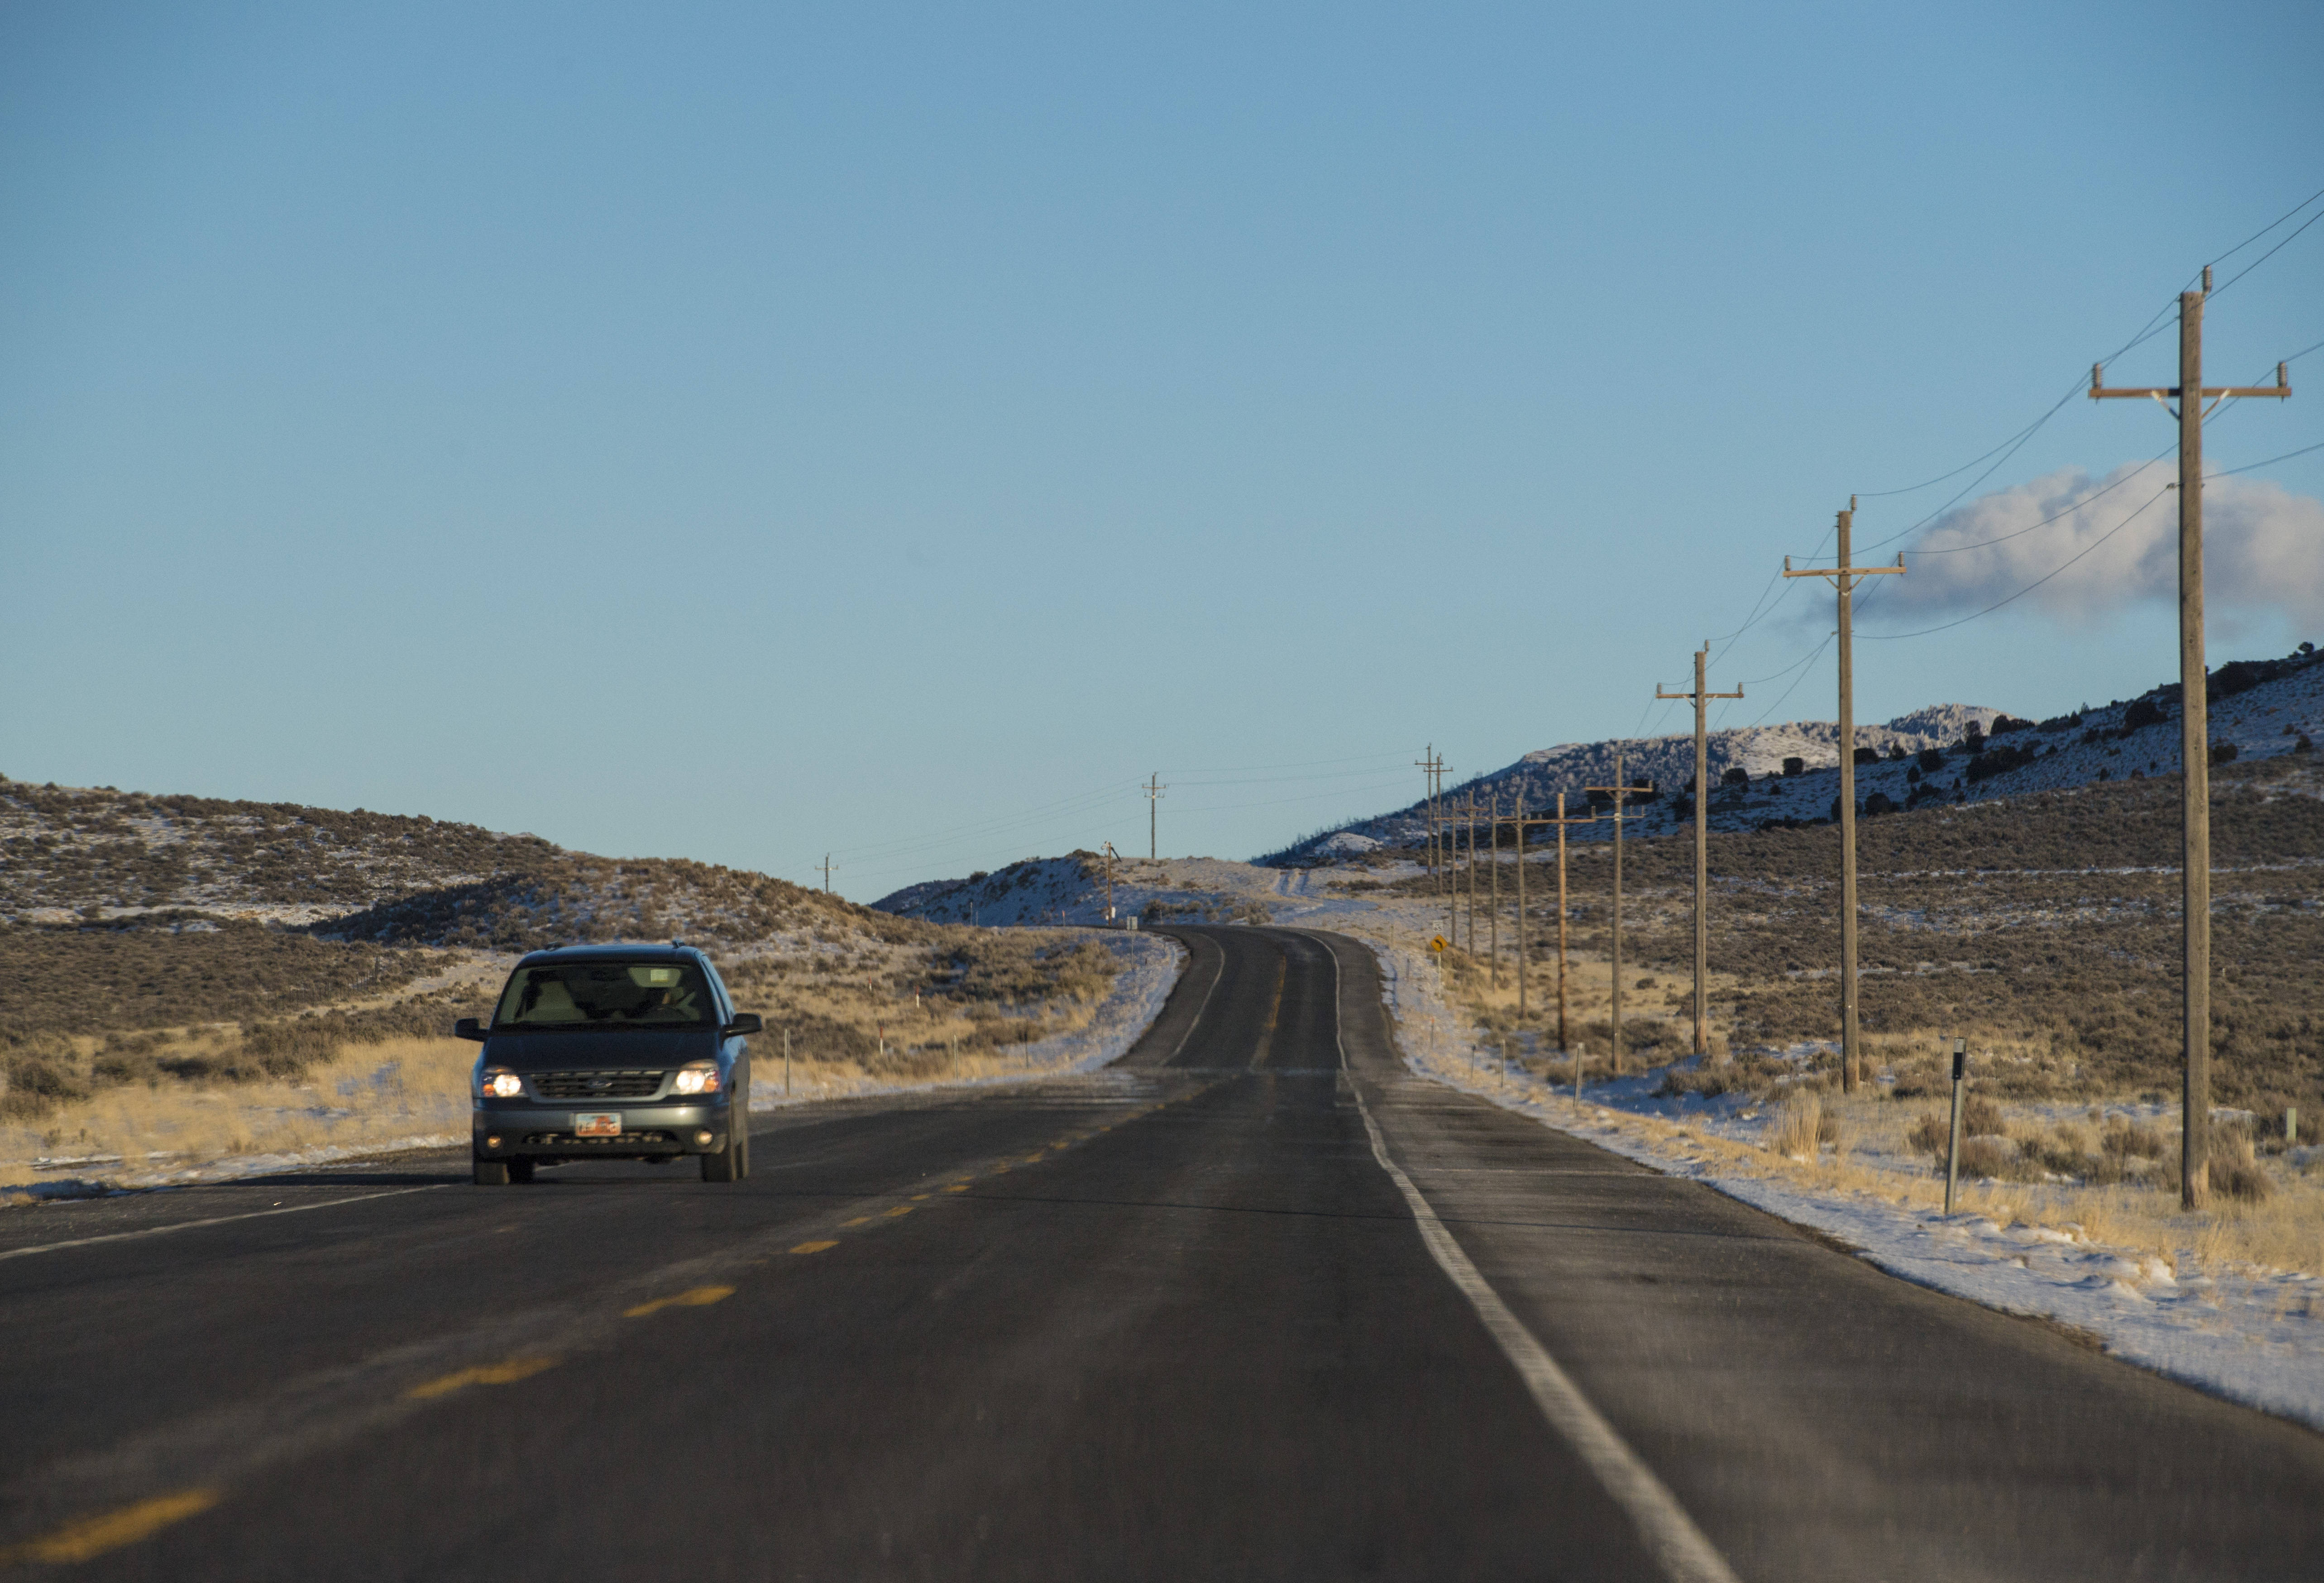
486,1135,502,1148
695,1130,714,1146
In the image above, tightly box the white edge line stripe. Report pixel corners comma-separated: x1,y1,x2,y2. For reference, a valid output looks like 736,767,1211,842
1313,930,1742,1583
0,1186,450,1262
1162,931,1229,1066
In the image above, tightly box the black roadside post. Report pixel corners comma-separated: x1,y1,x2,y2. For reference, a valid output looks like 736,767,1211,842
1944,1037,1967,1215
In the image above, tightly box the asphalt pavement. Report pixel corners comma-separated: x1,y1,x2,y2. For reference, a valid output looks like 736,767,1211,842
2,924,2319,1580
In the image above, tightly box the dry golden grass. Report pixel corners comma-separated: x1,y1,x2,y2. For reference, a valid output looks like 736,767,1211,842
1740,1091,2324,1279
1767,1092,1822,1160
721,928,1118,1076
1,1036,476,1191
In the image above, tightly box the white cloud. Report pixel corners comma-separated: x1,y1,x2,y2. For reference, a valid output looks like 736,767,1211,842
1859,462,2324,631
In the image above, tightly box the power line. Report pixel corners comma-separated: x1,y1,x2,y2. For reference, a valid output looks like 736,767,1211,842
1172,776,1415,815
2208,436,2324,477
1842,186,2320,536
1852,401,2082,499
1852,381,2085,552
1739,636,1832,728
1894,447,2175,555
816,780,1139,866
1853,331,2304,622
2209,205,2324,300
1736,647,1829,687
1170,763,1435,789
1707,634,1836,733
2204,181,2324,273
1171,748,1419,774
1854,485,2175,642
1704,566,1803,656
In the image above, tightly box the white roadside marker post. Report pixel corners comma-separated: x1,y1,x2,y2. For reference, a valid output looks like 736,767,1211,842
784,1027,792,1096
1944,1037,1967,1215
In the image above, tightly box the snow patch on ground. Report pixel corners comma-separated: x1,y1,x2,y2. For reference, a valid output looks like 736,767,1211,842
5,1135,469,1203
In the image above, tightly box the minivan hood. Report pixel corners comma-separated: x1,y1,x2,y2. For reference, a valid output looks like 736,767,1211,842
485,1028,717,1068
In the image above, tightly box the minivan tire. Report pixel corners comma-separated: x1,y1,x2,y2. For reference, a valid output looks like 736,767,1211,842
473,1157,510,1186
701,1134,739,1183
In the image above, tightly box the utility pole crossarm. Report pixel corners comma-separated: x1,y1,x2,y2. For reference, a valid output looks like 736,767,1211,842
1782,556,1905,578
2090,361,2291,402
1656,685,1744,701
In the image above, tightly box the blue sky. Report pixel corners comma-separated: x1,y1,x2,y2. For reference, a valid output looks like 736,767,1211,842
4,2,2320,899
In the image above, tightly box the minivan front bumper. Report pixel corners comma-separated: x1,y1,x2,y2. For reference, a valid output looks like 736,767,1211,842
473,1100,731,1159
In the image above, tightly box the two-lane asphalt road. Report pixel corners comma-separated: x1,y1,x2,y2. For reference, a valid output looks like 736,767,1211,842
4,926,2320,1579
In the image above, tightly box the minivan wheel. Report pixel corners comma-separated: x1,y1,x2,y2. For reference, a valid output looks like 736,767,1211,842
508,1157,536,1184
700,1135,739,1183
473,1157,510,1186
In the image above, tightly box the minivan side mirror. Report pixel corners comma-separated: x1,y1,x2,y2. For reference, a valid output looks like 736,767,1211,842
454,1017,488,1042
723,1013,764,1038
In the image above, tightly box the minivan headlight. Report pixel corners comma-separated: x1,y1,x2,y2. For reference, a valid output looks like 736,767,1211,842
480,1067,524,1099
672,1062,721,1095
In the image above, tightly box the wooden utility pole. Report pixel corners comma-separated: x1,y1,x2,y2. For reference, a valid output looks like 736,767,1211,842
1415,748,1444,897
1586,752,1654,1075
1514,803,1529,1023
2092,266,2291,1208
1434,761,1456,946
820,854,836,894
1533,793,1599,1055
1463,790,1479,952
1145,774,1166,861
1487,788,1502,988
1501,800,1574,1031
1785,504,1904,1093
1658,649,1742,1058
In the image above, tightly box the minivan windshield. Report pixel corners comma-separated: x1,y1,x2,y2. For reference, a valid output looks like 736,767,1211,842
493,961,717,1028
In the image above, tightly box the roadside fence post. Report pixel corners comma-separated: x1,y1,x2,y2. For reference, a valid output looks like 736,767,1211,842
1944,1037,1967,1215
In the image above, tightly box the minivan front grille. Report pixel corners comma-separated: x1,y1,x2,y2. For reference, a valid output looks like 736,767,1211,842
532,1070,666,1100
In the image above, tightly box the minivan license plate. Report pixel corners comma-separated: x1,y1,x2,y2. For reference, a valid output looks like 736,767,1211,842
573,1112,621,1138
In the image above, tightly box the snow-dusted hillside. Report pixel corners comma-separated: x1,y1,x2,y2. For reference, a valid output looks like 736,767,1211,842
876,853,1283,931
0,777,909,952
1267,642,2324,861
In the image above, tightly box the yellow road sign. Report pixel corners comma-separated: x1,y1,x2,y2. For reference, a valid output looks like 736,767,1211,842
1430,936,1449,952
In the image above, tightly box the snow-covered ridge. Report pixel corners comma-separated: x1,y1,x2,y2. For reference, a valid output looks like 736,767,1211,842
1266,640,2324,862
